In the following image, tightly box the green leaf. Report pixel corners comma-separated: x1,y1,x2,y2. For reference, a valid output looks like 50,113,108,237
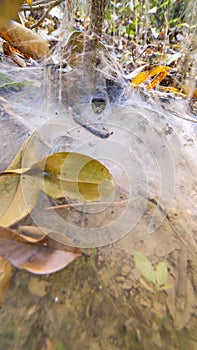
0,72,15,87
155,262,168,287
159,0,170,9
134,252,156,284
0,72,31,89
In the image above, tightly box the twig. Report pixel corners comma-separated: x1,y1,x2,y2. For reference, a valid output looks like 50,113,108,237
20,0,64,11
30,2,54,29
45,198,130,210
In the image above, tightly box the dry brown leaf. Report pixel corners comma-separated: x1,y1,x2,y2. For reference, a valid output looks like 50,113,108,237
0,256,12,305
18,225,81,253
0,226,82,275
2,41,26,67
3,40,31,59
0,20,49,61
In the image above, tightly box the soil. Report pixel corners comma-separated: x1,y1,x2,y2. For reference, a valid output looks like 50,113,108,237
0,61,197,350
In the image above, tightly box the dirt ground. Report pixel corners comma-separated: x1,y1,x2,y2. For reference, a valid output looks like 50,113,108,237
0,63,197,350
1,204,197,350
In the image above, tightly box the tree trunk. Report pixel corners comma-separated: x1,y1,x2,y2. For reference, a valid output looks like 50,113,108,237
89,0,108,36
83,0,108,97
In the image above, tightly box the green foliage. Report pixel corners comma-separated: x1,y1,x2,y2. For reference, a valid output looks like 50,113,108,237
134,251,156,284
134,252,172,291
105,0,187,39
0,72,30,89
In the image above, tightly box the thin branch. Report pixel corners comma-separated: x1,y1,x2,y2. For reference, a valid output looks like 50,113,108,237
20,0,64,11
45,198,131,210
30,2,54,29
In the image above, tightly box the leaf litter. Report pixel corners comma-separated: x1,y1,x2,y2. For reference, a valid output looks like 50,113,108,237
0,226,82,275
0,134,114,276
0,1,196,349
0,139,115,227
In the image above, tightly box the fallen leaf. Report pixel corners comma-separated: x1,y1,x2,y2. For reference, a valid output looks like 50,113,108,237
0,71,16,88
0,71,28,89
162,86,186,96
0,20,49,60
1,152,115,202
131,70,151,87
0,226,82,275
18,225,81,253
0,256,12,305
37,152,115,201
0,134,40,227
0,133,114,227
131,66,171,90
146,70,170,90
3,41,26,67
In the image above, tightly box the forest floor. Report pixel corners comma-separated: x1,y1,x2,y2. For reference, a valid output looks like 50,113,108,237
0,3,197,350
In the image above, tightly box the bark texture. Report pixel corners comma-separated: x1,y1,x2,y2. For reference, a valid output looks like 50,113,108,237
83,0,108,97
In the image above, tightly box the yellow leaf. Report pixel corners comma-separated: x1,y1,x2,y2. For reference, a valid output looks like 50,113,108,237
162,86,186,97
0,149,115,225
32,152,115,201
0,134,40,227
131,66,171,89
131,71,151,87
